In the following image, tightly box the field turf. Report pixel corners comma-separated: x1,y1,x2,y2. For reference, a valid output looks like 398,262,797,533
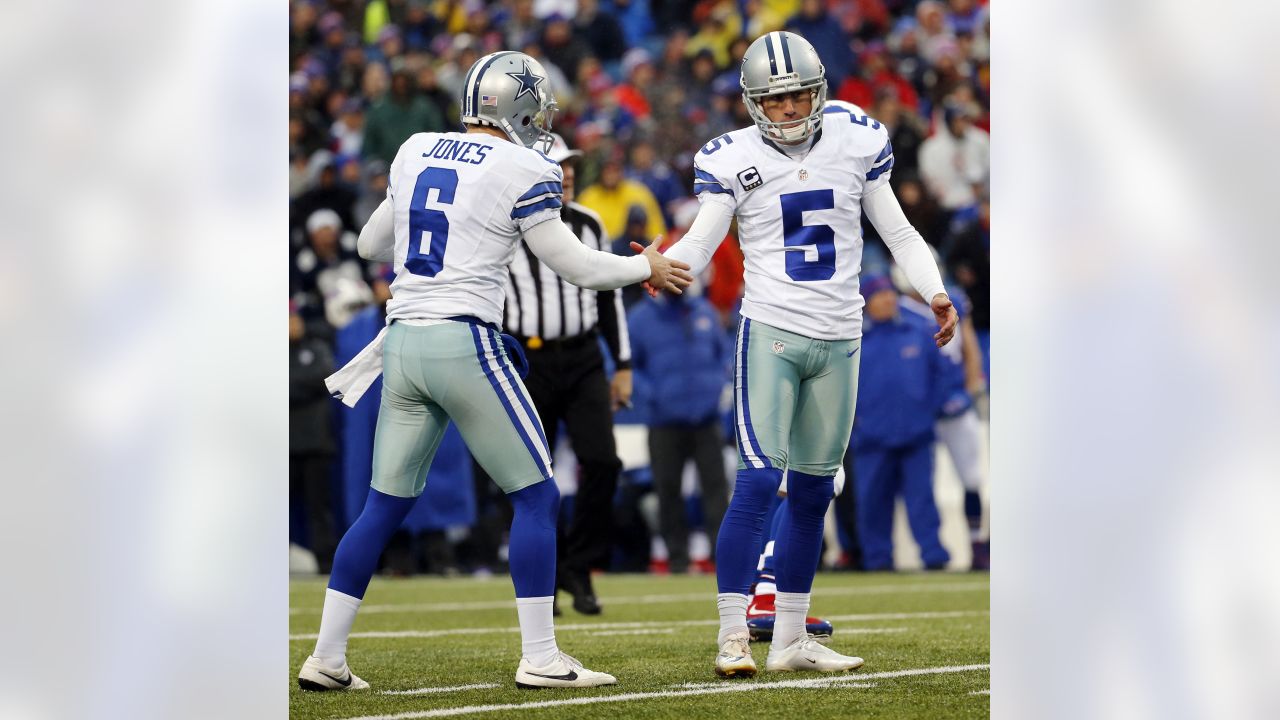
290,572,989,719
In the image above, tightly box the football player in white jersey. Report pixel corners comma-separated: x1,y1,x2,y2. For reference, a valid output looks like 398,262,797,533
741,100,867,646
298,51,692,692
653,32,958,677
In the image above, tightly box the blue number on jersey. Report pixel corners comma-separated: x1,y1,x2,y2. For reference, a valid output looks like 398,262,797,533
406,166,459,277
780,189,837,282
699,133,735,156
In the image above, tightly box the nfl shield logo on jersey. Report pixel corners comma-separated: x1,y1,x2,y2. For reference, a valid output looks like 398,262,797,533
772,340,785,354
798,168,808,181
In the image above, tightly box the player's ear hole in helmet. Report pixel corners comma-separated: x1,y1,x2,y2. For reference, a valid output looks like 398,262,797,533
740,31,828,143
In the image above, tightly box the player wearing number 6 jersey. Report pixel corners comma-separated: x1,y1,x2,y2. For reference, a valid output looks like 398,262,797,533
652,32,958,678
298,51,692,693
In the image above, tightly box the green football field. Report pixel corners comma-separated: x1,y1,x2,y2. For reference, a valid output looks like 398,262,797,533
290,572,989,719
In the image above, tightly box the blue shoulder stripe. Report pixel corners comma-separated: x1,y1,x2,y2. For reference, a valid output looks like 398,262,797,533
693,167,720,184
511,196,563,219
865,157,895,182
874,139,894,164
517,181,563,203
695,182,733,196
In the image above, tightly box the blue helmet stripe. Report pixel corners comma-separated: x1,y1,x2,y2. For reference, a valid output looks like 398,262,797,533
779,33,793,74
468,51,516,120
765,33,778,75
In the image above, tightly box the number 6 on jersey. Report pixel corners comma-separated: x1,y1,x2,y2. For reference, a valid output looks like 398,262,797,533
406,166,459,277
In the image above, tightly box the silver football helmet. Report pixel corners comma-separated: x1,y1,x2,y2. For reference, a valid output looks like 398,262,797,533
459,51,557,153
740,31,828,143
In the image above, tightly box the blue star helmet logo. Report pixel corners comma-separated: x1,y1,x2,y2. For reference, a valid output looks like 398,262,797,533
506,60,545,103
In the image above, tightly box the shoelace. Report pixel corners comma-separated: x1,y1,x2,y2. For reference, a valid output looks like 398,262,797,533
559,653,585,670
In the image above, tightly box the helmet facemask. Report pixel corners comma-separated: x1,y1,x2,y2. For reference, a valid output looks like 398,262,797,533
743,79,828,144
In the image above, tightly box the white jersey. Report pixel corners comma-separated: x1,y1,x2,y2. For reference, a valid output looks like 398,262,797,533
384,131,565,325
693,106,895,340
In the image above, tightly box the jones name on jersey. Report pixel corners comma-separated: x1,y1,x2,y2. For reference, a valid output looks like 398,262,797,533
693,105,894,340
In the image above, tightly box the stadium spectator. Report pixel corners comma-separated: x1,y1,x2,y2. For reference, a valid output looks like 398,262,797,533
613,204,656,308
625,137,682,227
852,276,951,571
785,0,857,88
628,285,731,575
362,69,445,164
505,0,543,49
918,101,990,213
291,153,357,244
411,61,455,123
686,1,743,68
575,0,627,63
606,0,657,48
615,48,655,121
293,208,372,330
351,159,389,229
330,98,365,158
872,86,927,178
578,156,667,242
836,44,920,112
541,14,592,81
290,302,339,574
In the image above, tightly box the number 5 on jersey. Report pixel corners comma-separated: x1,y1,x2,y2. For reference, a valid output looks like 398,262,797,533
406,166,459,277
780,189,836,282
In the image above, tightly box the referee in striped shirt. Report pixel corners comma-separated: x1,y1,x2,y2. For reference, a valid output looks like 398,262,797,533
480,133,632,615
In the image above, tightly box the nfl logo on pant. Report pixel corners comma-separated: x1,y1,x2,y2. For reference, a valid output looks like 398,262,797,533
772,340,785,354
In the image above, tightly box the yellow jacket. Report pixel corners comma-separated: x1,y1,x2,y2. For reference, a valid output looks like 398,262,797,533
577,180,668,242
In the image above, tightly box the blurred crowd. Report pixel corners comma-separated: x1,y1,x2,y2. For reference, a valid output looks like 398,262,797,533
290,0,990,576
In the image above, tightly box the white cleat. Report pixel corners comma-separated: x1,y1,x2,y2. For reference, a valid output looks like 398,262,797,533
765,635,864,673
297,655,371,691
714,634,757,678
515,652,618,689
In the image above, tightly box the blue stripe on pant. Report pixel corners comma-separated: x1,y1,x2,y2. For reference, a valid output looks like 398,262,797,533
735,318,770,469
469,324,550,480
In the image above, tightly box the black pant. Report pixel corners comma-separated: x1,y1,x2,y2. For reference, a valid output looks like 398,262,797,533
474,332,622,576
648,421,729,572
833,440,863,569
290,452,337,573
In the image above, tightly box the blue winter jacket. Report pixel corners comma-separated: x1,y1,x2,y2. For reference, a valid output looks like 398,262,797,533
628,295,732,427
853,310,949,449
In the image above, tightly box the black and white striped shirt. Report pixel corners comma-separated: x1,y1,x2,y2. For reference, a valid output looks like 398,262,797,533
504,201,632,368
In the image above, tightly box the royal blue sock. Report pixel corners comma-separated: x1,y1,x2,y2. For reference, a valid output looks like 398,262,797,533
328,488,417,599
774,470,835,594
507,479,561,598
755,495,787,587
716,467,783,595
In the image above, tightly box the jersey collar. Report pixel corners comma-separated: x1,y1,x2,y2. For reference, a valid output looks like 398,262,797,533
761,127,824,160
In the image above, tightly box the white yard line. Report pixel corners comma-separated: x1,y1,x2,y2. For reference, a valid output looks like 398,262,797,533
290,610,987,641
970,689,991,695
291,582,988,615
379,684,502,696
335,664,988,720
588,628,676,636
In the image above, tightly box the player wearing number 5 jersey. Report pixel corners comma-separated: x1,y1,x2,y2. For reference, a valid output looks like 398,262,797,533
298,51,692,693
654,32,959,678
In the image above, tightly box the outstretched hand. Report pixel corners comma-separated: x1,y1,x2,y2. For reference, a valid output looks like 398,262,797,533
631,237,691,296
931,293,958,347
